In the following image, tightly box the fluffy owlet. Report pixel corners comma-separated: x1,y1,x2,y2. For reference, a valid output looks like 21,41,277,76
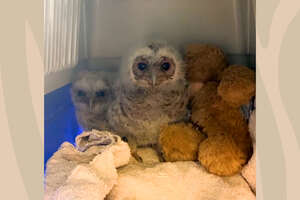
107,41,189,149
71,69,118,131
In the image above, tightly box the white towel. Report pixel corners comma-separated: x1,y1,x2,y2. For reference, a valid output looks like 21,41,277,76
45,128,256,200
44,130,131,200
108,161,255,200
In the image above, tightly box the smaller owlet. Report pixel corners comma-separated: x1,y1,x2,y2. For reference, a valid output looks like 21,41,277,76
71,69,119,131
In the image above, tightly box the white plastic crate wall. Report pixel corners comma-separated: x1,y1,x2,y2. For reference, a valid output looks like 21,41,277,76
44,0,83,75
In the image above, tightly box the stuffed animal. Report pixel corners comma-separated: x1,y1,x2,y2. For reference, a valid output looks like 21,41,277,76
185,44,227,83
192,65,254,176
185,44,228,97
159,123,206,162
159,44,255,176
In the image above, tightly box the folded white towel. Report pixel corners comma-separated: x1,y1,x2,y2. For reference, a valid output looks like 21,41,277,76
44,130,131,200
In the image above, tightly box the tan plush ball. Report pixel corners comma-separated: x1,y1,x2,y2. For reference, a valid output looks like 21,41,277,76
198,134,249,176
185,44,227,83
218,65,255,107
159,123,206,162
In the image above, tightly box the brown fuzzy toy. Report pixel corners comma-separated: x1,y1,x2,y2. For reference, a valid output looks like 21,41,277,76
191,77,253,176
159,123,206,162
185,44,227,83
159,44,255,176
218,65,255,107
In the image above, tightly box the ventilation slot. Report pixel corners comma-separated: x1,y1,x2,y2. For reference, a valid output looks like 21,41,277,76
44,0,82,75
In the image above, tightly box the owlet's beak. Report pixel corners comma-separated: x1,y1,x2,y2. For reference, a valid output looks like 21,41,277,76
89,98,94,112
151,71,156,87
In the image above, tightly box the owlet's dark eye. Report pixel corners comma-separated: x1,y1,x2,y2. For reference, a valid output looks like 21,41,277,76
96,90,105,97
137,62,147,71
161,62,170,71
77,90,86,97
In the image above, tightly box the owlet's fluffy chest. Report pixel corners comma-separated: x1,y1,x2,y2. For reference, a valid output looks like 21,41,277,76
107,85,188,146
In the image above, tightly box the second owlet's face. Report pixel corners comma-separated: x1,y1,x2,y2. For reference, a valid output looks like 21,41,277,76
71,71,115,115
126,42,184,88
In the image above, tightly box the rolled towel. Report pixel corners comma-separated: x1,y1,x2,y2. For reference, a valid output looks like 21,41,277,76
76,129,119,152
51,151,117,200
44,130,131,200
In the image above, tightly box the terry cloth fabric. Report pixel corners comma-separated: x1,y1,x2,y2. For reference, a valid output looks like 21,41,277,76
108,161,255,200
44,130,131,200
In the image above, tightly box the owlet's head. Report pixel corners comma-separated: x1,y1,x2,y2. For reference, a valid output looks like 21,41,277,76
71,70,115,114
122,41,185,88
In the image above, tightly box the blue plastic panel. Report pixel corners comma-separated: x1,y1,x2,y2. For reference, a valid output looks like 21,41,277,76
44,84,83,167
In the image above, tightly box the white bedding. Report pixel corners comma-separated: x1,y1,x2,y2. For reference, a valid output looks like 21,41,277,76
45,133,255,200
108,148,255,200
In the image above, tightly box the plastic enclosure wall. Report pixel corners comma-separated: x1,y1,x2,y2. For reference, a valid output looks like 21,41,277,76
44,0,256,165
86,0,255,62
44,84,82,165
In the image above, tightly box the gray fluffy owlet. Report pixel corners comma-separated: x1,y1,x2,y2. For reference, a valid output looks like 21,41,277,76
71,69,118,131
107,41,189,148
